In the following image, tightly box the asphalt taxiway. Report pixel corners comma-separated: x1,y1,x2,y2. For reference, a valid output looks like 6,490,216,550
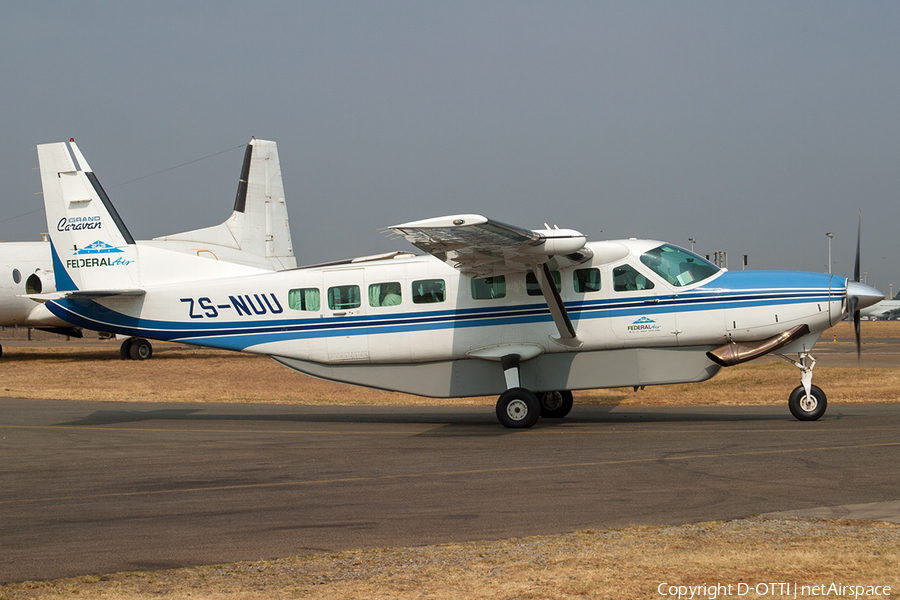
2,399,899,582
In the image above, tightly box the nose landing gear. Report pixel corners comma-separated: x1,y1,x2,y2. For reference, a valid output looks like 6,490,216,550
778,350,828,421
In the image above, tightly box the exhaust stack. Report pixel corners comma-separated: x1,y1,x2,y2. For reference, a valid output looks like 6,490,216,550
707,324,811,367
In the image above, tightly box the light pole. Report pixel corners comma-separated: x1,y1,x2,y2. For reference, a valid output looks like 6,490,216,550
688,238,696,253
826,232,834,275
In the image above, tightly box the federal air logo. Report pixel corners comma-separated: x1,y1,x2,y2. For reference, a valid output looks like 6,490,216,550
627,316,661,332
66,240,133,269
75,241,123,254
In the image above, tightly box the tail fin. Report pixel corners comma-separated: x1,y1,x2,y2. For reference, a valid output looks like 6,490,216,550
154,138,296,269
38,140,140,292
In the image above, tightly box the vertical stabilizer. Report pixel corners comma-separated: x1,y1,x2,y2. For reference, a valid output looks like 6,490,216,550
154,138,296,269
38,140,140,291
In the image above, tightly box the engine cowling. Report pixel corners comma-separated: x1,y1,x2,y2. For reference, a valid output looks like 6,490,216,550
24,269,56,295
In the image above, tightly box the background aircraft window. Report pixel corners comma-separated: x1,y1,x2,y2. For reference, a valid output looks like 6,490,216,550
288,288,320,311
574,268,601,293
412,279,445,304
12,269,21,284
613,264,655,292
369,282,402,307
525,271,560,296
327,285,361,310
640,244,719,286
471,276,506,300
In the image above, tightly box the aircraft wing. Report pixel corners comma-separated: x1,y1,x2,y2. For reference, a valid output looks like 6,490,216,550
389,214,590,277
390,214,588,346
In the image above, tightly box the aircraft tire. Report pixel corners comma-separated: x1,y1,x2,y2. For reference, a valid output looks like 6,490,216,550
0,342,3,359
539,390,573,419
496,388,541,429
120,338,133,360
128,338,153,361
788,384,827,421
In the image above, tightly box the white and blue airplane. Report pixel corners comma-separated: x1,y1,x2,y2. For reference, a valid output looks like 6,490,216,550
1,138,295,359
30,139,883,427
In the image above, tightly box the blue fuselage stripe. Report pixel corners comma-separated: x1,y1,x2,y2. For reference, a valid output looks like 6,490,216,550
46,284,839,351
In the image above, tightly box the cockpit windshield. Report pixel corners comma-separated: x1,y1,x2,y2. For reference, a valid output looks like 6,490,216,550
639,244,720,287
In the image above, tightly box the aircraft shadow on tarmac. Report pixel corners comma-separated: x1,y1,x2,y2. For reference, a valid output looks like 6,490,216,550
56,405,793,431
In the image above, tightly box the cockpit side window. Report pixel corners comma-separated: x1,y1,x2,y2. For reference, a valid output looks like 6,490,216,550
613,264,655,292
639,244,719,287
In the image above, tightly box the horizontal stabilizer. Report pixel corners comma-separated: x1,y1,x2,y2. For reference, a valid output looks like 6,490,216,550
22,289,146,303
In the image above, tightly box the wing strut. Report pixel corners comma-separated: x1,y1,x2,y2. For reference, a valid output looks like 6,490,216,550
531,263,581,347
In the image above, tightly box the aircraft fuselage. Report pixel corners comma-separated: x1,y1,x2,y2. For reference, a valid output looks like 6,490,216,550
45,238,844,397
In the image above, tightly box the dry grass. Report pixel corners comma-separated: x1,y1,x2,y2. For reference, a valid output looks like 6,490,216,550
1,518,897,599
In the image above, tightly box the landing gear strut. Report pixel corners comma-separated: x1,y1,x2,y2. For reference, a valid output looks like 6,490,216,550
777,350,827,421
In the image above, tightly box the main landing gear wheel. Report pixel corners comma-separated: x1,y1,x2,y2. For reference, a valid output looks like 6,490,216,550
539,390,573,419
121,338,153,361
789,384,827,421
496,387,541,429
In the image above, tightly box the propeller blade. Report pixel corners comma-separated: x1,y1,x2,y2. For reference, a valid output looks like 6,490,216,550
846,209,882,361
854,209,861,283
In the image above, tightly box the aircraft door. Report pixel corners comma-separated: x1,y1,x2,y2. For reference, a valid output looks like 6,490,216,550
609,263,680,347
323,268,369,363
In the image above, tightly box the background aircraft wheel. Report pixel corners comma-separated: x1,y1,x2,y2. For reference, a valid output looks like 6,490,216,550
0,342,3,359
496,388,540,429
539,390,573,419
128,338,153,361
120,338,133,360
789,385,827,421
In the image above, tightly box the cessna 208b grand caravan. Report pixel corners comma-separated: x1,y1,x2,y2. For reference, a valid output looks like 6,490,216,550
31,139,883,427
1,138,295,359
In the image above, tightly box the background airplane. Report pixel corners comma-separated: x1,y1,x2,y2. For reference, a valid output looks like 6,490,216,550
0,138,295,359
32,139,883,427
860,297,900,320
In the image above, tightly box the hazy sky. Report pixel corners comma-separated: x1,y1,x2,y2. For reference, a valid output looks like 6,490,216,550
2,2,898,295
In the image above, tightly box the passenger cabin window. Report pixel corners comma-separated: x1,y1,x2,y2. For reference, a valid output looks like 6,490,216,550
525,271,560,296
412,279,445,304
471,276,506,300
613,264,655,292
574,268,602,293
639,244,719,287
327,285,361,310
288,288,320,311
369,282,402,307
12,269,21,284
